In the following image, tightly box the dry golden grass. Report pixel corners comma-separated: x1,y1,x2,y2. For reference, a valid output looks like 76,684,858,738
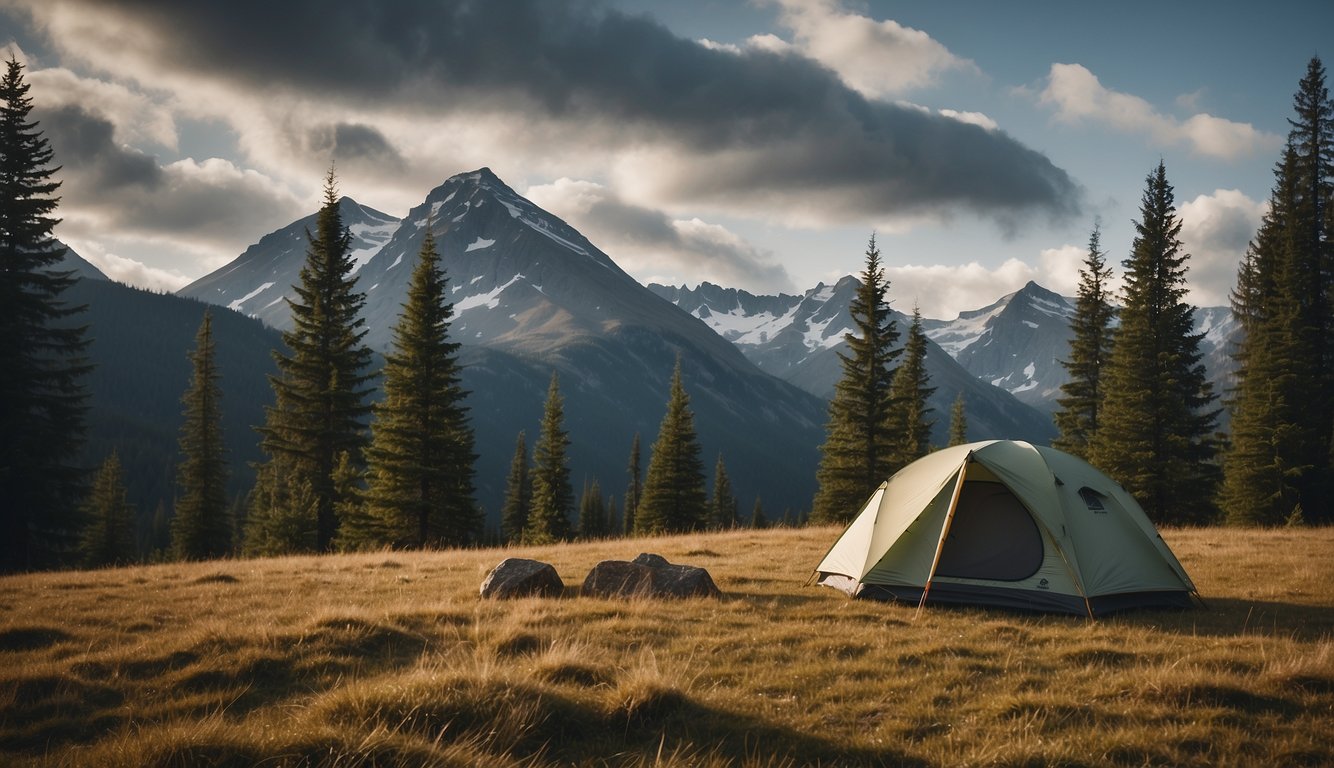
1,526,1331,767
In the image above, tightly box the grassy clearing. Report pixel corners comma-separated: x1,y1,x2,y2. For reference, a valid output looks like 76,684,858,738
1,526,1331,767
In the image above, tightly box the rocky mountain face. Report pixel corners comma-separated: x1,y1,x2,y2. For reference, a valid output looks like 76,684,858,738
647,280,1058,445
179,169,828,519
179,198,400,329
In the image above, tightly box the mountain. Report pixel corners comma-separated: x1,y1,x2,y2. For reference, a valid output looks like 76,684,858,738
922,282,1239,416
181,169,829,519
647,280,1058,445
921,282,1075,411
179,198,401,328
54,242,110,281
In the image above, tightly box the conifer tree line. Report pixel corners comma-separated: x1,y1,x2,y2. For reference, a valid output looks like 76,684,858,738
1052,57,1333,527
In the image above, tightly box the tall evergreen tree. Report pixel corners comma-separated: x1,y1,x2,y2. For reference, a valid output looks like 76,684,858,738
0,57,91,571
363,227,478,548
623,432,641,535
636,360,708,534
1090,162,1221,524
709,454,738,529
1054,223,1116,459
243,457,317,556
885,307,935,472
948,393,968,447
811,236,900,524
500,431,531,544
749,497,767,530
79,452,136,568
578,479,606,539
525,372,573,544
171,311,231,560
253,168,374,552
1221,60,1334,524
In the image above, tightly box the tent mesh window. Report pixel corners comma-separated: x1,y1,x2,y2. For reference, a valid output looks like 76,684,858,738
935,480,1043,581
1077,487,1106,512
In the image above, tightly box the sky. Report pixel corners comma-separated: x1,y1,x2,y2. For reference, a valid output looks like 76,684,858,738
2,0,1330,318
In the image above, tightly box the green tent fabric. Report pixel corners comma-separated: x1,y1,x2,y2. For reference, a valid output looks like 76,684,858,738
813,441,1198,616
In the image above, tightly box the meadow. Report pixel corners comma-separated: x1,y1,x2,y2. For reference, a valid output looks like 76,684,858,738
1,526,1331,767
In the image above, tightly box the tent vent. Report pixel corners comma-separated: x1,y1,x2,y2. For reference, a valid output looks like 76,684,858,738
1078,487,1106,512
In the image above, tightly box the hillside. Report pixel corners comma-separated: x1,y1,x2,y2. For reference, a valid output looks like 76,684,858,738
2,527,1330,767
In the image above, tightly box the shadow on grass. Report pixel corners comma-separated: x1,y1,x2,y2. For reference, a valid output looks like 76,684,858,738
1110,597,1334,640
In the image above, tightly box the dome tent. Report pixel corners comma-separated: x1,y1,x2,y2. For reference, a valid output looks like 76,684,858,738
813,441,1198,617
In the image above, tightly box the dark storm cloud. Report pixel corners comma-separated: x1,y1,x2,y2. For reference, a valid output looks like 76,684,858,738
35,103,303,247
34,0,1082,221
310,123,408,174
40,104,162,189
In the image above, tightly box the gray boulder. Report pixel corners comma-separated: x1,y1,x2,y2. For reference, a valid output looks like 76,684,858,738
480,558,564,599
582,553,721,599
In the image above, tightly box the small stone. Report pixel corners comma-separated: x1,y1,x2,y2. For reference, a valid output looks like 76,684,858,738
583,554,721,599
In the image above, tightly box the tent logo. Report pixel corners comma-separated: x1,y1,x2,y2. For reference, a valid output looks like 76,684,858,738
1037,578,1050,590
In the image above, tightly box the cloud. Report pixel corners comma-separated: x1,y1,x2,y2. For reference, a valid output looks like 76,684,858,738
308,122,408,175
36,102,305,267
14,0,1080,231
27,66,178,149
73,247,191,292
527,178,794,293
763,0,978,99
1036,63,1278,160
1178,188,1266,307
887,259,1051,319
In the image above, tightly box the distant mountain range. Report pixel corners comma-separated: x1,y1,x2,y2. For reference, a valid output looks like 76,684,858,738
63,167,1241,530
651,279,1240,424
181,169,828,520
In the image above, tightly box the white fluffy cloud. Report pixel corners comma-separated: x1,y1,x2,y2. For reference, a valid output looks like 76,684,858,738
1037,63,1277,160
887,258,1050,319
764,0,978,98
69,243,191,292
1178,188,1266,307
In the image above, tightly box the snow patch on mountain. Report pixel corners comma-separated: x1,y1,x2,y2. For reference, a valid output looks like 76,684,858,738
466,237,495,252
228,282,274,312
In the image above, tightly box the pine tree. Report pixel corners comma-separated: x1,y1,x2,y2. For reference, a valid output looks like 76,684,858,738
605,496,620,538
79,453,136,568
749,497,767,530
171,311,232,560
500,431,531,544
636,360,708,535
1090,162,1221,524
525,372,573,544
709,454,738,530
0,57,92,571
578,479,606,539
623,432,641,535
254,168,374,552
1054,223,1116,459
1222,58,1334,525
329,451,378,551
363,227,478,548
811,236,900,524
948,393,968,447
243,458,318,556
885,307,935,472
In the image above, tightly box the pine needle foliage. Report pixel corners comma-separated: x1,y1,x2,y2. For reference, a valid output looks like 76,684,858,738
1054,223,1116,459
948,393,968,447
1090,162,1221,524
525,373,573,544
363,227,478,549
500,431,530,544
253,169,374,552
79,452,136,568
171,312,232,560
1222,58,1334,525
885,307,935,473
0,56,91,571
811,236,900,524
623,433,641,536
635,360,708,535
709,454,738,530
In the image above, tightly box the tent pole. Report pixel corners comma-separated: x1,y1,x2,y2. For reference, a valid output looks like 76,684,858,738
916,454,971,618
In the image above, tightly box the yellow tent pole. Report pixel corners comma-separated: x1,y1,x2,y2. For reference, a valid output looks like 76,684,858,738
916,454,971,618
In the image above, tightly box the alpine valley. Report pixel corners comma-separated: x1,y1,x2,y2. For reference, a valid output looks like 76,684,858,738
71,168,1239,527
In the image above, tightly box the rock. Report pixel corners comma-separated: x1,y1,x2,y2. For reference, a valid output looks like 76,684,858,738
582,553,721,599
480,558,564,599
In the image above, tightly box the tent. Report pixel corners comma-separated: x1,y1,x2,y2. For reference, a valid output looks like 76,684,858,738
813,440,1198,616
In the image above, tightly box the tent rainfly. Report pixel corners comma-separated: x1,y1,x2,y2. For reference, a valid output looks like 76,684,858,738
812,440,1199,617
